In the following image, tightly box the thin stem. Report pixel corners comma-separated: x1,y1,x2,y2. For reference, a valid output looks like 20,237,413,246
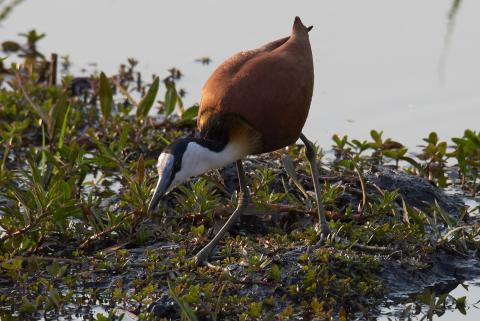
350,158,367,214
0,212,48,243
78,211,136,250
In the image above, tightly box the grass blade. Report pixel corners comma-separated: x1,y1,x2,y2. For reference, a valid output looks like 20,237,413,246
281,155,309,199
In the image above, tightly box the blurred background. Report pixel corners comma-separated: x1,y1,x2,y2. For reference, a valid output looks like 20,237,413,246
1,0,479,148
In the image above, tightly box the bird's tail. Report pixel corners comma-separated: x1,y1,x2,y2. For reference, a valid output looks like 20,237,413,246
292,16,313,35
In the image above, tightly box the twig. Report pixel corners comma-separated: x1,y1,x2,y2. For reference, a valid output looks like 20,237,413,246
214,203,339,221
15,70,49,124
202,174,232,197
281,155,309,199
439,243,469,259
78,211,136,250
7,255,80,264
350,242,391,254
350,158,367,214
215,203,309,217
272,203,317,214
318,175,355,182
112,77,138,107
440,225,472,241
49,53,57,86
234,278,273,286
0,212,48,243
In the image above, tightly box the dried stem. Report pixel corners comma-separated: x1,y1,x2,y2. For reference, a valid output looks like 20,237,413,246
0,212,48,243
78,211,136,250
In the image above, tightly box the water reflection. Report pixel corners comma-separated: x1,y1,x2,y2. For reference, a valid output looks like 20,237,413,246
438,0,463,85
1,0,479,147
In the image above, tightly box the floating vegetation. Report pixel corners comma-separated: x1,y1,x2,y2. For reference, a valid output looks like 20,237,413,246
0,31,479,320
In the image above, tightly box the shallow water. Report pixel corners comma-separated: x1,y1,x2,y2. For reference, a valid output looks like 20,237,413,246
378,281,480,321
2,0,480,148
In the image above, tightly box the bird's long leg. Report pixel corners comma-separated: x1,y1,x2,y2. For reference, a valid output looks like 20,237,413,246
195,160,249,265
299,133,330,235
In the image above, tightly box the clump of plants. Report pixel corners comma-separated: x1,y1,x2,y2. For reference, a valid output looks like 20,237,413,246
1,31,479,321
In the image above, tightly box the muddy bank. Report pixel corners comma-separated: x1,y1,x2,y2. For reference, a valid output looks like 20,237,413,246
136,160,474,318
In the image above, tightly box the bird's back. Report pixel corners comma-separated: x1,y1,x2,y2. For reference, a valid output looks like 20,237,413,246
198,17,314,154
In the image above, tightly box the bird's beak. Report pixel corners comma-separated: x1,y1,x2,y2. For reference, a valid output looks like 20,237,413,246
148,154,174,213
147,174,170,212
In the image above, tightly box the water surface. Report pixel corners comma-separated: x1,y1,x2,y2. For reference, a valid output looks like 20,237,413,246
2,0,479,147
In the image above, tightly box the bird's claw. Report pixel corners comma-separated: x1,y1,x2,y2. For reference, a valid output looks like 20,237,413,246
194,247,213,266
315,223,330,236
314,223,331,247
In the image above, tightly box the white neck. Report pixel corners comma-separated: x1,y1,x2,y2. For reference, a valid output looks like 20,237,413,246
174,140,249,184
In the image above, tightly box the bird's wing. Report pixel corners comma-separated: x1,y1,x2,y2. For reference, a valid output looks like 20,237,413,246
198,18,313,153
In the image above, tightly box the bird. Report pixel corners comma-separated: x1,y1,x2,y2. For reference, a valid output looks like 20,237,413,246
148,16,330,264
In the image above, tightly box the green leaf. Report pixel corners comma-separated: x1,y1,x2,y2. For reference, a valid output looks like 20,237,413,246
269,264,282,282
136,77,160,119
435,200,457,228
417,289,433,305
181,105,199,123
384,150,401,159
48,90,69,139
41,125,46,176
332,134,348,148
93,314,109,321
1,257,23,270
118,127,129,151
182,284,200,304
370,130,383,144
58,105,71,149
190,224,204,236
164,82,177,115
456,296,467,315
168,282,199,321
19,298,36,313
401,198,410,225
99,72,113,122
427,132,438,144
136,155,145,185
248,302,262,318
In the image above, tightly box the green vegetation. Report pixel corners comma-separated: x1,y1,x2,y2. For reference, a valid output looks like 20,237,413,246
0,31,479,320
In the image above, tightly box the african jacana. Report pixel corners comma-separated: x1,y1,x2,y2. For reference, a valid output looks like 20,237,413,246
148,17,330,264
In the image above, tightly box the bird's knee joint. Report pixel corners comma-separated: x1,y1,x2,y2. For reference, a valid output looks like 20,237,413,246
305,145,316,161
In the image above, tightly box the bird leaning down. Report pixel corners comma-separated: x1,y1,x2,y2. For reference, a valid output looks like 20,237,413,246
148,16,330,264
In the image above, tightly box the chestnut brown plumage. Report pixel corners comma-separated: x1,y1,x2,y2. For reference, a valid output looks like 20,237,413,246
148,17,329,265
198,17,314,153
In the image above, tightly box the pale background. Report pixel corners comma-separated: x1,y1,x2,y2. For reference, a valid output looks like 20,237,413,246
2,0,479,149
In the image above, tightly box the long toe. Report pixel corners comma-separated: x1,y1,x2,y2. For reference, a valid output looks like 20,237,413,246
194,247,212,266
315,223,330,237
314,230,332,248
